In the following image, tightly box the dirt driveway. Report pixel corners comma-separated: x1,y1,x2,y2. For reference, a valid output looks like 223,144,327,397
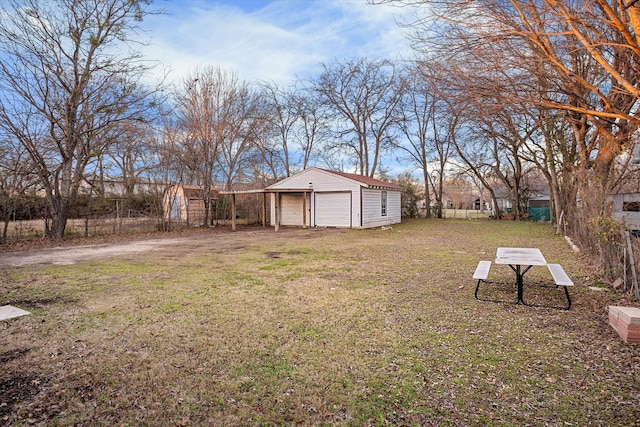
0,227,326,267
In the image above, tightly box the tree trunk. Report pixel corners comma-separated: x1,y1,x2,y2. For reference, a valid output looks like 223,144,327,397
437,170,444,218
489,189,501,219
1,219,8,244
422,166,432,219
50,196,69,240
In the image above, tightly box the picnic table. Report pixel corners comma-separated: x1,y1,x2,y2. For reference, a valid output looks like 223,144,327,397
495,247,547,304
474,247,574,310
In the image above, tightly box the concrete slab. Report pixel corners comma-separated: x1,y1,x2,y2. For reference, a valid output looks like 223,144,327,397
609,305,640,343
617,306,640,324
0,305,31,321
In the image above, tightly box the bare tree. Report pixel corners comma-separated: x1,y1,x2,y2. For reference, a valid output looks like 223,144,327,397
429,104,454,219
175,66,239,226
396,66,436,217
214,81,267,190
0,138,38,243
314,58,404,177
105,121,157,198
0,0,159,240
520,108,575,230
150,106,188,231
257,80,330,180
259,81,300,177
479,101,542,219
396,63,457,218
383,0,640,225
292,86,329,172
446,104,503,219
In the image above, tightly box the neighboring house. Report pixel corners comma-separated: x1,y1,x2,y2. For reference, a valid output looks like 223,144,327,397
418,195,453,214
473,198,490,211
81,175,165,197
491,197,512,216
163,185,219,225
265,167,402,229
486,186,510,216
606,192,640,230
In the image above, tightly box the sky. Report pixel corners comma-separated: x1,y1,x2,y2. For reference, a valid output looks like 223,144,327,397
140,0,416,86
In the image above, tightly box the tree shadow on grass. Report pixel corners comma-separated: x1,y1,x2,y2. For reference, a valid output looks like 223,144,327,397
0,348,45,420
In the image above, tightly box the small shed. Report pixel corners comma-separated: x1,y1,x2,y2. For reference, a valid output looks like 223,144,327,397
265,167,402,229
528,196,550,221
163,185,219,225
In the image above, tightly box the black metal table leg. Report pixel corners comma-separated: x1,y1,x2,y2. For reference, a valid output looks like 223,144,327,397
508,264,532,305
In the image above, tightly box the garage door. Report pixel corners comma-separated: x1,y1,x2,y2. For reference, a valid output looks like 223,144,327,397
315,192,352,227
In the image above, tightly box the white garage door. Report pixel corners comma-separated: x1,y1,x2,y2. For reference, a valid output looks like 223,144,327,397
315,192,352,227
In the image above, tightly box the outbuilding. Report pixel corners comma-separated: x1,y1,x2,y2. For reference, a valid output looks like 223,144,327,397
163,184,219,225
265,167,402,230
528,196,550,221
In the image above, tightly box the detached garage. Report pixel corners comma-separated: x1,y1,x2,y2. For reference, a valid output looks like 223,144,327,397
265,167,402,229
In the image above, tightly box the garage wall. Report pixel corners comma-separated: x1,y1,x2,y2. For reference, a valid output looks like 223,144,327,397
361,188,402,228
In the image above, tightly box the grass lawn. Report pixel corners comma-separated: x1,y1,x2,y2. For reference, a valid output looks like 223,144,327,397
1,219,639,426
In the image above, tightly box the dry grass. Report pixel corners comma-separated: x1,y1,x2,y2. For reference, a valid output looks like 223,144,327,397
1,219,639,426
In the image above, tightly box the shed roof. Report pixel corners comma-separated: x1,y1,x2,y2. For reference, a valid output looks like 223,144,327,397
171,185,219,199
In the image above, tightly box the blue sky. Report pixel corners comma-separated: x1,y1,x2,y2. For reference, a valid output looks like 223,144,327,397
140,0,415,86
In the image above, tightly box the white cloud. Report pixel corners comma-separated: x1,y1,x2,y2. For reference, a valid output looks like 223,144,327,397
139,0,413,86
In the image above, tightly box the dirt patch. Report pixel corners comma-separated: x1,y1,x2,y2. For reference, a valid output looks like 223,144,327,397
0,238,194,267
0,226,323,267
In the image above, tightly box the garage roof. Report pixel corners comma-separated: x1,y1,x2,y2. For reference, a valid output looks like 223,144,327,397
325,169,403,191
266,167,403,191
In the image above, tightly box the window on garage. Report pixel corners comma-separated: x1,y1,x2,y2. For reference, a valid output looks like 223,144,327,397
381,190,387,216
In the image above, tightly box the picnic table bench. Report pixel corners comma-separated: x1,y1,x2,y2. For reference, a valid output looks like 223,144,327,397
473,260,492,282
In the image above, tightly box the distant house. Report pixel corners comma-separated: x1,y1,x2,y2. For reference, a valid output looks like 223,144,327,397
418,195,452,214
606,193,640,231
491,193,512,216
163,185,219,225
79,175,165,197
265,167,402,229
473,198,490,211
